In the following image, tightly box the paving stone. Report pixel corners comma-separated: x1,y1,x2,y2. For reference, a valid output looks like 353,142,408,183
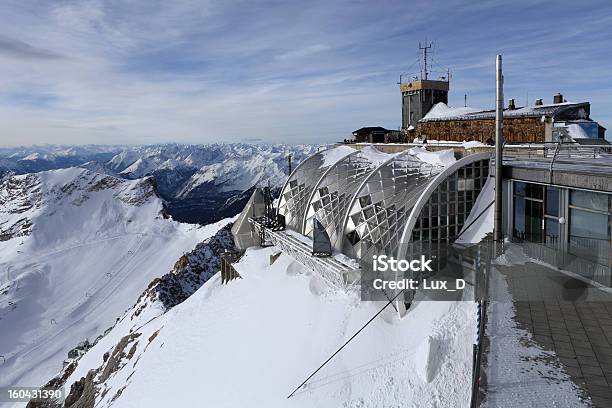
564,366,584,377
580,364,605,377
578,356,600,366
574,346,596,357
585,375,610,387
586,384,612,399
591,395,612,408
560,357,581,368
556,348,577,358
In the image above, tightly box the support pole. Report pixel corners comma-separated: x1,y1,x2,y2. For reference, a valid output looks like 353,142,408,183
494,55,504,242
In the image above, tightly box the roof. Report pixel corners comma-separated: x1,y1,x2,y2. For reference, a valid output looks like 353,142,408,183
573,138,611,146
352,126,391,135
419,102,590,123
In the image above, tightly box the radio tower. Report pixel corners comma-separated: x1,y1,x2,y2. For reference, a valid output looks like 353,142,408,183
419,42,432,80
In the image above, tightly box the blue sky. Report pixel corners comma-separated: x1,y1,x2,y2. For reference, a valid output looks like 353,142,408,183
0,0,610,147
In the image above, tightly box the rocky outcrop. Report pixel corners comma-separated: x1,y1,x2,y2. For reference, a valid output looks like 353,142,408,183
132,223,235,314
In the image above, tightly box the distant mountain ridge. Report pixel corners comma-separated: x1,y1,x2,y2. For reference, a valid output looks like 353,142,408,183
0,143,322,224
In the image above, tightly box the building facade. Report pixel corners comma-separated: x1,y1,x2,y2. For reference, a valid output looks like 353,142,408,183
417,98,601,144
501,146,612,287
400,79,449,130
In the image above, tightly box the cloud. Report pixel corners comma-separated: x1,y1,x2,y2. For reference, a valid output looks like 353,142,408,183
0,35,65,60
275,44,331,61
0,0,610,147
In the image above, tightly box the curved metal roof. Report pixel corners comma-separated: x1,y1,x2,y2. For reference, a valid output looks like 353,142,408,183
339,149,442,260
302,150,380,249
277,146,355,231
396,152,492,260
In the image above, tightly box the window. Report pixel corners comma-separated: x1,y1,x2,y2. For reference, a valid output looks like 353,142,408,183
513,181,545,243
544,187,560,248
569,190,611,265
546,187,559,217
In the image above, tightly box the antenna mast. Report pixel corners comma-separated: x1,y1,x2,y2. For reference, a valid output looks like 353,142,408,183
419,42,432,80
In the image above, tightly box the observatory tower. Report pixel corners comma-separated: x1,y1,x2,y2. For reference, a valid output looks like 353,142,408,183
400,43,449,130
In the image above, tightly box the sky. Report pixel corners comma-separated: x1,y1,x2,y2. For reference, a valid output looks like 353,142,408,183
0,0,611,147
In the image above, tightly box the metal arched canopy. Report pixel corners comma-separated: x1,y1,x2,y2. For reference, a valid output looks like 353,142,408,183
338,148,441,260
300,150,361,234
301,149,390,249
277,145,356,231
396,152,492,260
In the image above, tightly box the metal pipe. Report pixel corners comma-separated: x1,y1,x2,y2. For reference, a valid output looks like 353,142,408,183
494,55,504,242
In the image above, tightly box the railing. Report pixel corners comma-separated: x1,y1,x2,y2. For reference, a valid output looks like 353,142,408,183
491,142,612,179
248,218,360,290
503,142,612,160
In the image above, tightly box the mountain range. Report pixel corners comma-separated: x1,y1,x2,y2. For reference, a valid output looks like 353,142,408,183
0,143,320,224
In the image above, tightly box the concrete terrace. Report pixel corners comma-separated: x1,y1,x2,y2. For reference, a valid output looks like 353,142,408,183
484,243,612,407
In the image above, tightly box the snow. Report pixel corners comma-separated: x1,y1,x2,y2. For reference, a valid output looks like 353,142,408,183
455,176,495,245
74,246,476,407
462,141,487,149
422,102,482,121
0,168,221,391
492,242,530,266
320,145,357,167
409,147,456,166
359,145,397,164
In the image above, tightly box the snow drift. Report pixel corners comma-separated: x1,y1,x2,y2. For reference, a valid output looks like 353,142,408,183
56,246,476,407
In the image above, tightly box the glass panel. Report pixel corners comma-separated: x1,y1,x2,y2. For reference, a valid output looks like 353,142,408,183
525,183,544,200
570,208,609,240
545,218,560,248
569,208,611,265
525,200,543,242
546,187,559,217
514,181,526,197
570,190,610,213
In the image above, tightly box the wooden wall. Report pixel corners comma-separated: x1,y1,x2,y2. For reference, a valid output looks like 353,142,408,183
417,117,545,143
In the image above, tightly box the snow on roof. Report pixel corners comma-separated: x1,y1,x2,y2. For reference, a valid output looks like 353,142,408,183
359,145,397,164
320,145,357,167
409,147,456,167
420,101,590,122
422,103,482,121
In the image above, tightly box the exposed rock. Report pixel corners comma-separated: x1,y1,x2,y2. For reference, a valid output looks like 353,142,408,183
63,370,96,408
132,223,235,313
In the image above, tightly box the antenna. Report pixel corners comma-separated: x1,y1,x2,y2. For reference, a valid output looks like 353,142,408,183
419,41,432,80
465,94,467,107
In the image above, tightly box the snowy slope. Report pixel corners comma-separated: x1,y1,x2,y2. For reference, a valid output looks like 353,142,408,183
58,247,476,408
0,168,223,391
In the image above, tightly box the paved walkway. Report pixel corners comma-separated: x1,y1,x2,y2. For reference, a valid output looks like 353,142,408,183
492,250,612,407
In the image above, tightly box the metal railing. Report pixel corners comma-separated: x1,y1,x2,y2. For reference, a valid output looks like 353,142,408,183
490,142,612,178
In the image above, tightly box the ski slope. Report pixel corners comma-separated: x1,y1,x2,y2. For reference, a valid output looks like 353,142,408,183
0,168,225,391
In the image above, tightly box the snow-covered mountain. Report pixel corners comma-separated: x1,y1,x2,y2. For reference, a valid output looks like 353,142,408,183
0,168,222,393
0,145,122,175
0,143,321,224
107,144,320,223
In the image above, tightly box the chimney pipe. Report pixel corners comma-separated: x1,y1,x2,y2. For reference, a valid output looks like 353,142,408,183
554,93,563,104
508,98,516,110
535,98,543,106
